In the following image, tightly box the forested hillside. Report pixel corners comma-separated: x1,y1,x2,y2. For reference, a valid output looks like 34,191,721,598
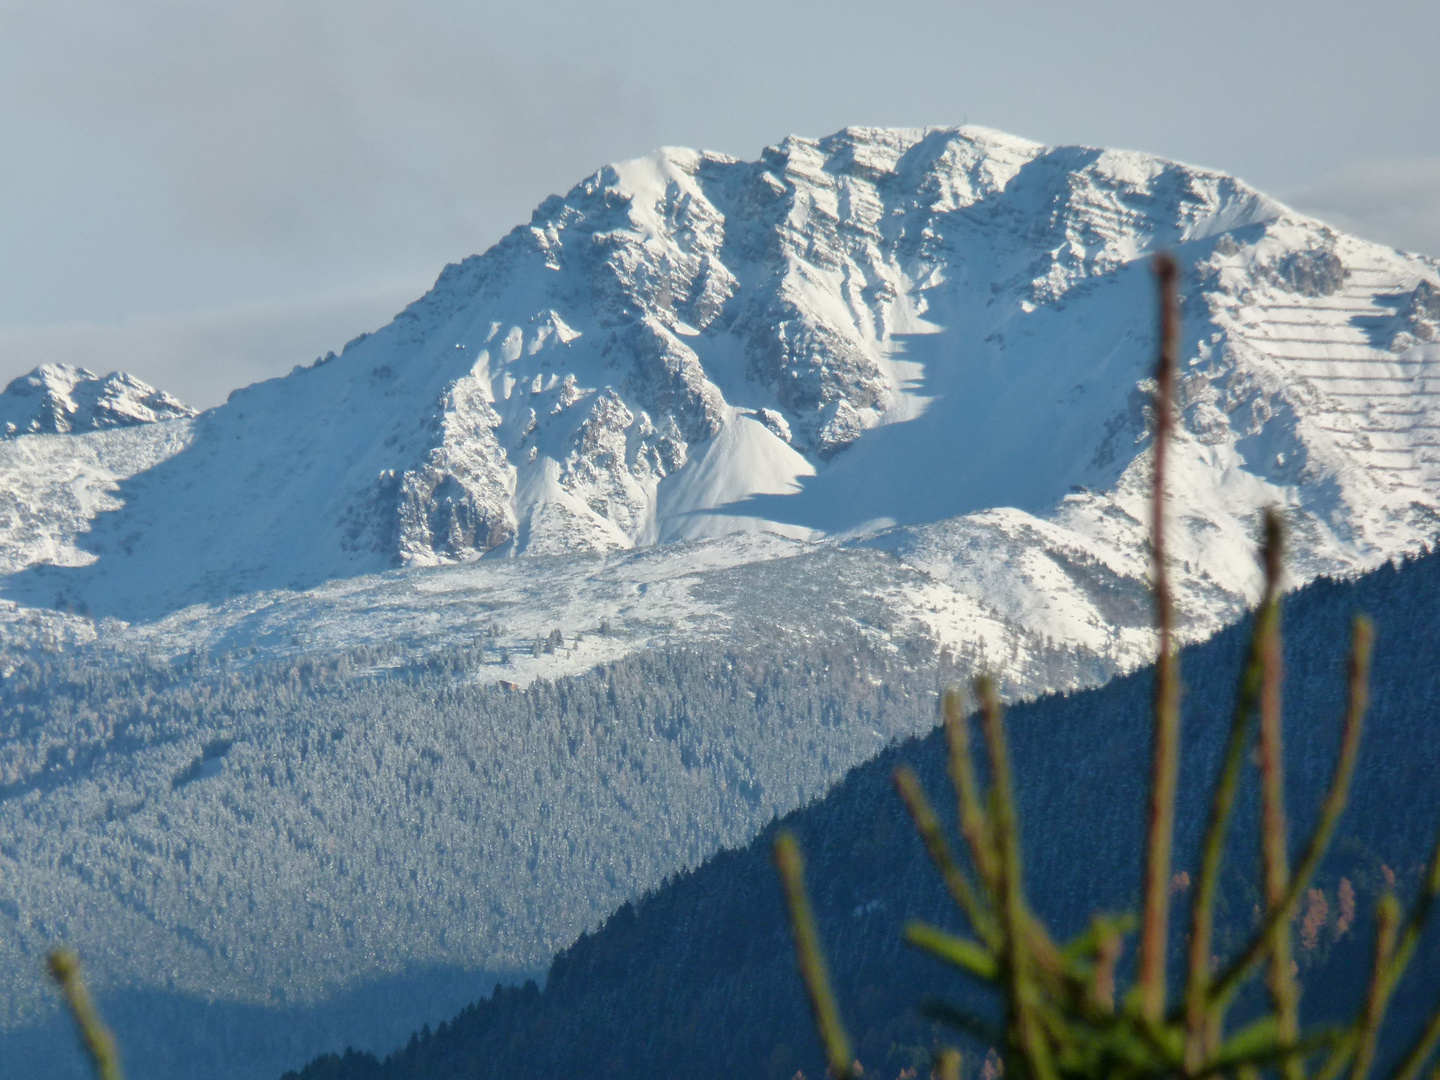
1,624,959,1080
287,549,1440,1080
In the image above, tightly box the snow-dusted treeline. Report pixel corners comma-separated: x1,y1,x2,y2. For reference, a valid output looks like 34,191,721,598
3,626,961,1079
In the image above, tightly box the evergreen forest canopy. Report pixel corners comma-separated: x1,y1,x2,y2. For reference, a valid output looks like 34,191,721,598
1,620,973,1080
285,547,1440,1080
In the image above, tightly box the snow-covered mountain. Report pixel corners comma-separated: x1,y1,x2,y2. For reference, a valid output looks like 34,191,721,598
2,125,1437,649
3,126,1440,1080
0,364,194,437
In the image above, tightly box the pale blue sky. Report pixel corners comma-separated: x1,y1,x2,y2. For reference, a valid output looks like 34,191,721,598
2,0,1438,406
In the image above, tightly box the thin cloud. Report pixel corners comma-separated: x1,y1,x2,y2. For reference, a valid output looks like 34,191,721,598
1286,159,1440,260
0,0,659,260
0,281,425,409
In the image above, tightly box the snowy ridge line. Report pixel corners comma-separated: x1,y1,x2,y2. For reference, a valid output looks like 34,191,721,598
0,364,194,437
0,124,1425,631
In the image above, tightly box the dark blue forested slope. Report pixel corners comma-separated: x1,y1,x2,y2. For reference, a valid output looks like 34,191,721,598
288,549,1440,1080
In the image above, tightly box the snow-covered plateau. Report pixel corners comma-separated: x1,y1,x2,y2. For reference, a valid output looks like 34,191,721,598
1,126,1438,1080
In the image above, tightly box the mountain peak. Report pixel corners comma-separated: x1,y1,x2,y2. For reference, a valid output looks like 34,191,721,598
0,364,195,437
3,126,1439,626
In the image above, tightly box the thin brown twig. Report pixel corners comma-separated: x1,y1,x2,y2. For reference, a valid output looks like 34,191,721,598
1183,512,1283,1072
46,949,125,1080
1209,617,1373,1010
774,832,854,1080
1091,920,1122,1015
1351,894,1401,1080
943,688,1000,894
976,676,1058,1080
1140,249,1182,1024
894,766,1000,949
1254,511,1301,1079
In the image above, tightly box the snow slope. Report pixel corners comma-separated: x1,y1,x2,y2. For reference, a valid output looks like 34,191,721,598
0,421,195,578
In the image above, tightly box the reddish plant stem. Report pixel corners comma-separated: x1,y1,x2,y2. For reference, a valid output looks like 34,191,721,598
1140,251,1181,1024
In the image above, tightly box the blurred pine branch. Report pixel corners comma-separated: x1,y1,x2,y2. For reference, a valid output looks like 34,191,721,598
46,948,125,1080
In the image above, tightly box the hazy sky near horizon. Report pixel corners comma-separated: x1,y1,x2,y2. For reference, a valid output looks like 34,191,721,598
2,0,1439,408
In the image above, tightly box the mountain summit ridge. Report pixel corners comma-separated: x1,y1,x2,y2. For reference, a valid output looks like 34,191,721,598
6,125,1439,632
0,364,193,437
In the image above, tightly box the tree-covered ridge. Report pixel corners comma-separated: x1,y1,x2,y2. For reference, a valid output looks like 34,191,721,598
1,622,966,1080
285,548,1440,1080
